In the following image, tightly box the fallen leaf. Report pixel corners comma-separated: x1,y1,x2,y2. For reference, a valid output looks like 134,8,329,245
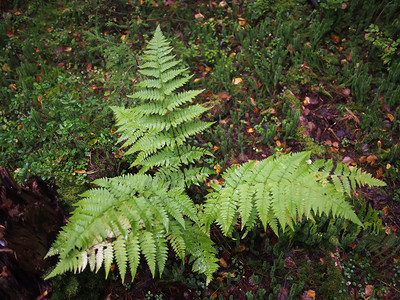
376,167,383,178
284,256,296,269
364,285,374,298
331,147,339,154
218,91,230,102
342,156,354,165
386,113,394,122
213,145,220,152
302,289,316,300
219,257,228,268
320,258,325,265
64,47,72,52
247,128,254,133
331,34,340,43
194,12,205,19
343,88,351,96
74,169,86,174
237,243,246,252
359,156,367,163
214,163,221,175
218,1,227,7
238,17,246,26
2,64,11,72
366,155,378,165
121,35,126,41
232,77,243,85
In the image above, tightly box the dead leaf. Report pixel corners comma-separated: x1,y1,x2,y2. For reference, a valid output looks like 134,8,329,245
342,156,354,165
219,257,228,268
359,156,367,163
237,243,246,252
331,34,340,43
364,285,374,299
213,145,220,152
2,64,11,72
238,17,246,26
386,114,394,122
343,88,351,96
64,47,72,52
74,170,86,174
247,128,254,133
195,12,205,19
218,91,231,102
232,77,243,85
214,163,221,175
366,155,378,165
301,289,316,300
376,167,383,178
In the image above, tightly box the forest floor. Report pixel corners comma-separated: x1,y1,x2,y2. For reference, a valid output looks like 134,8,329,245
0,0,399,299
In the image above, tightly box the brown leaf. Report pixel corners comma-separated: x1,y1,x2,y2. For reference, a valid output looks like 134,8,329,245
376,167,383,178
219,257,228,268
218,91,231,102
331,34,340,43
365,285,374,298
366,155,378,165
359,156,367,163
386,113,394,122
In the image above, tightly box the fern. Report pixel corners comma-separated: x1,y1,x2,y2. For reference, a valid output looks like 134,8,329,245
112,26,213,179
45,174,218,283
204,151,386,236
47,26,387,286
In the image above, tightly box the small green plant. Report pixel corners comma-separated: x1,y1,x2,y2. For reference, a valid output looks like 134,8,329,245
365,24,399,65
46,26,386,286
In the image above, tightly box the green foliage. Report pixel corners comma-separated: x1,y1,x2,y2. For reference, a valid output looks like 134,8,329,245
46,26,386,288
204,151,385,236
46,173,218,283
112,26,213,180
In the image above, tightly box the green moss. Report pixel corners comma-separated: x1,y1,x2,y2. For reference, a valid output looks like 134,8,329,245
296,127,327,156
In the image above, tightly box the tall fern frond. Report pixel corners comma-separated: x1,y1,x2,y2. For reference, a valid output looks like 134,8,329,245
204,152,386,236
112,26,213,178
45,174,217,283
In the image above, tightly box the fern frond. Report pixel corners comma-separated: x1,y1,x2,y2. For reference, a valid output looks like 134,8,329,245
46,174,203,281
205,152,385,236
112,25,212,176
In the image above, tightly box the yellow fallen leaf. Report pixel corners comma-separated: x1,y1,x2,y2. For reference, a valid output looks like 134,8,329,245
238,17,246,26
74,170,86,174
214,163,221,175
387,113,394,122
247,128,254,133
232,77,242,85
121,35,126,41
